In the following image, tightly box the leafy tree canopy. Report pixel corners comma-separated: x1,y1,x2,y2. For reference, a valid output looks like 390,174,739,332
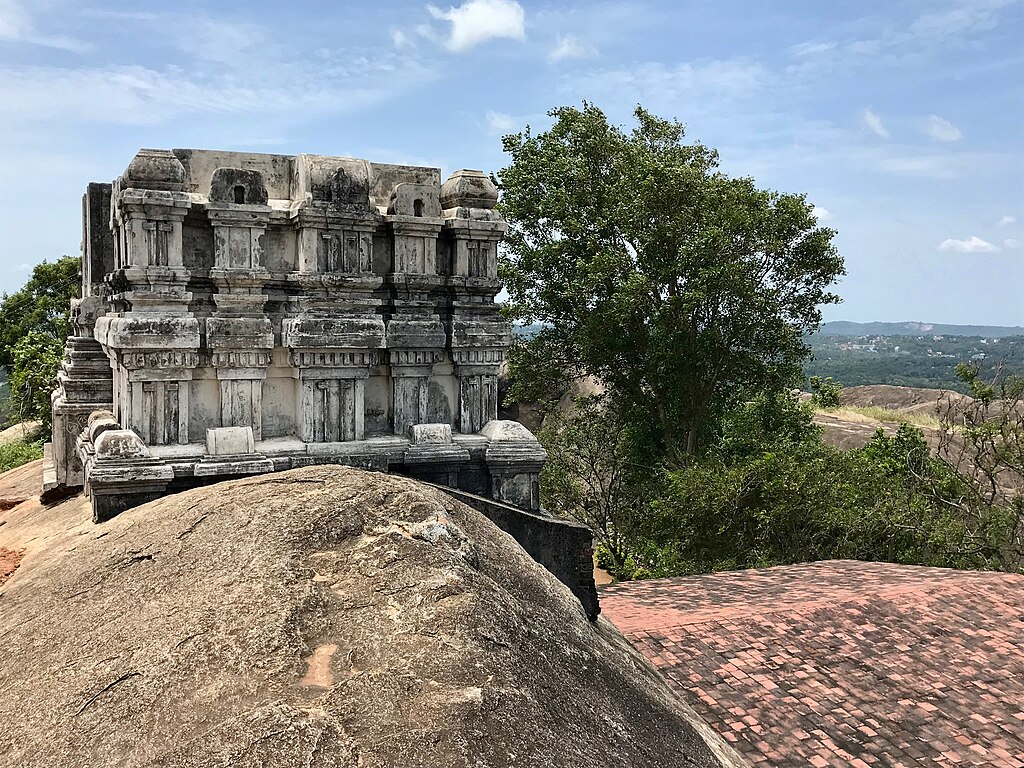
0,255,79,430
498,105,844,462
0,256,80,369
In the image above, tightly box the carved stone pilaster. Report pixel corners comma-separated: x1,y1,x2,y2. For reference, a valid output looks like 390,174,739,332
202,170,275,439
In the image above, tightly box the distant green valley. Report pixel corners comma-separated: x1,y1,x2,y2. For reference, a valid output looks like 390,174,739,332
806,328,1024,392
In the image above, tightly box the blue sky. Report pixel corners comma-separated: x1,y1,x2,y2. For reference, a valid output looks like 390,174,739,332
1,0,1021,325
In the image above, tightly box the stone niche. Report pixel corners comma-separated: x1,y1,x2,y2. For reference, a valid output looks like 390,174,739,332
46,149,549,525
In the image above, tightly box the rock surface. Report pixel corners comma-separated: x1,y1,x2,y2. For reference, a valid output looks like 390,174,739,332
0,465,731,768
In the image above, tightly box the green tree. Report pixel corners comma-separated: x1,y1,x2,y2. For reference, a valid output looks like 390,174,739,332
0,256,79,369
935,363,1024,570
538,396,651,572
8,331,65,432
0,256,79,429
499,105,844,464
809,375,843,408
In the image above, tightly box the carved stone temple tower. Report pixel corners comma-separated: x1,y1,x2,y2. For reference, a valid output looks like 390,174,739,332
46,149,547,523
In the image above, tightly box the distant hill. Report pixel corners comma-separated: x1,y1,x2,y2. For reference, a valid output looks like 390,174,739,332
820,321,1024,338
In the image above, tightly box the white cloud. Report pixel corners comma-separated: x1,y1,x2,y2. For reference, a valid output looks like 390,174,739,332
392,29,414,48
170,17,265,65
938,236,999,253
1004,238,1021,250
876,155,954,178
426,0,526,52
0,53,436,127
0,0,92,53
549,34,595,62
999,215,1017,226
567,59,767,115
812,205,831,220
485,110,518,134
862,108,889,139
789,41,837,57
908,0,1013,41
925,114,962,142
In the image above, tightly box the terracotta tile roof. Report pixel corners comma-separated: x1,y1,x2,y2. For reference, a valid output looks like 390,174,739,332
601,560,1024,767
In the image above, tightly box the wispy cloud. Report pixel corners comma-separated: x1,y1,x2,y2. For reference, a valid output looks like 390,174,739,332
392,29,414,49
485,110,518,135
1004,238,1022,250
0,52,436,128
549,34,596,63
812,205,832,220
426,0,526,52
998,215,1017,225
786,0,1021,78
0,0,92,53
925,114,962,142
938,235,999,253
565,58,767,116
908,0,1015,41
863,108,889,139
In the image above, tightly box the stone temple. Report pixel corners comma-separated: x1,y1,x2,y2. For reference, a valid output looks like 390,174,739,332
45,148,548,523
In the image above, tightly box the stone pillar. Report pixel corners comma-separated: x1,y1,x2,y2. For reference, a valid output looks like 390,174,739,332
206,168,274,438
46,180,115,497
284,159,385,442
46,296,114,495
94,149,200,446
390,349,446,434
386,182,447,435
452,351,504,434
119,350,199,445
480,420,547,512
440,170,509,435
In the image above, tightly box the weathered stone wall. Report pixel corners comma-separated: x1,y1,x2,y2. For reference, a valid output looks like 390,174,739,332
47,148,548,532
436,485,601,621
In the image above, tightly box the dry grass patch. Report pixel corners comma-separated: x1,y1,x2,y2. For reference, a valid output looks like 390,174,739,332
819,406,942,430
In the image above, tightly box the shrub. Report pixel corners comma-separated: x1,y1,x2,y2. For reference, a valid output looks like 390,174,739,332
809,375,843,408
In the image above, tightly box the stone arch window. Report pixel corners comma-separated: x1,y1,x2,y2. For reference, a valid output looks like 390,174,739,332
233,185,246,204
413,198,424,217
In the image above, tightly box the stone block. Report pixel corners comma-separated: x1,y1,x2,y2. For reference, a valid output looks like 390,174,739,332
94,430,150,461
387,182,441,218
88,412,120,443
479,419,537,443
206,426,256,456
209,167,269,205
408,423,453,444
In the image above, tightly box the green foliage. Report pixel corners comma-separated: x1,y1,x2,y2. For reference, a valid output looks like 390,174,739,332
0,256,78,430
499,104,843,462
8,331,64,431
538,397,652,570
503,104,1021,582
0,256,79,369
809,375,843,408
569,390,1021,581
627,423,1016,578
0,437,44,473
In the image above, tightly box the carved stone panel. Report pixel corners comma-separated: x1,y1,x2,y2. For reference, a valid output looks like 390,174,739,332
299,378,364,442
133,380,188,445
459,373,499,434
220,378,263,439
319,230,372,273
